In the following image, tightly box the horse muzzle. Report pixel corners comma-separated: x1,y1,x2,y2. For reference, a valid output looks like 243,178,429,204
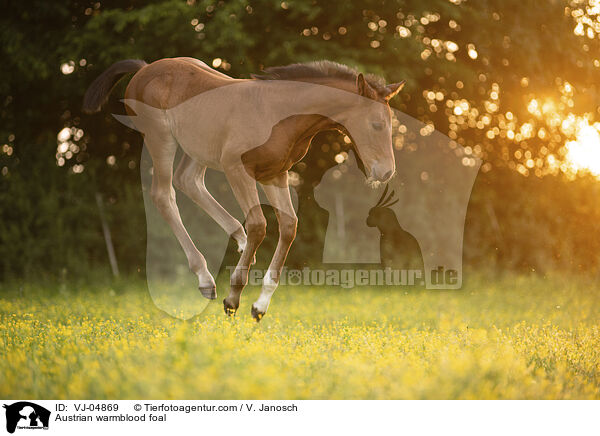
369,163,395,183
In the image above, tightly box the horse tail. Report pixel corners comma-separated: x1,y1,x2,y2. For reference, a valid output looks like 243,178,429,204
82,59,147,114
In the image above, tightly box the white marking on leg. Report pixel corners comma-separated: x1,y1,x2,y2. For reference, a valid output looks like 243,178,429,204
254,269,278,313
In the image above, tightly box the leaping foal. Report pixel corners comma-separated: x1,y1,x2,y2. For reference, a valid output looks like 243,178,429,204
83,57,404,320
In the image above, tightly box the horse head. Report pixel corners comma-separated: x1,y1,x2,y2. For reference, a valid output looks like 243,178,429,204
341,75,405,185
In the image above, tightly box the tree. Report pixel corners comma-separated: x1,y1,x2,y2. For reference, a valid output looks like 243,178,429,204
1,0,599,279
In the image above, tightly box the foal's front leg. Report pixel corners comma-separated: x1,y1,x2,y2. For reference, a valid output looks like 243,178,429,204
222,167,266,315
252,172,297,321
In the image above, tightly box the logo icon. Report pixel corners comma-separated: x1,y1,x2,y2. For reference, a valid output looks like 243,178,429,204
3,402,50,434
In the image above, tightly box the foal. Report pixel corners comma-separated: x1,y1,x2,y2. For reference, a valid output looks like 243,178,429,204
83,57,404,320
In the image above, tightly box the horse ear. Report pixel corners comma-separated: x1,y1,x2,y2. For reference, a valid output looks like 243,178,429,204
357,73,378,99
356,73,368,96
383,80,406,101
357,74,379,99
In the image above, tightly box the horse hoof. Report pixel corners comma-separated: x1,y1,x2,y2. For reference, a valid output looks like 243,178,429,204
251,305,265,322
199,286,217,300
223,299,238,316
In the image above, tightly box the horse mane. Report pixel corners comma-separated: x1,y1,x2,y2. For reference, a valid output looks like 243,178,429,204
251,60,387,96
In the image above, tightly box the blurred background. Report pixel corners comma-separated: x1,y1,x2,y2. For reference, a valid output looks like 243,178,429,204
2,0,600,283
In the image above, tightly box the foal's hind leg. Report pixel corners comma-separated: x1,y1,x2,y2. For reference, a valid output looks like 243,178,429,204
252,172,297,321
173,153,247,252
145,134,216,298
222,166,266,315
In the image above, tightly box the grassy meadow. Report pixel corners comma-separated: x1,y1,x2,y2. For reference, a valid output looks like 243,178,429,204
1,272,599,399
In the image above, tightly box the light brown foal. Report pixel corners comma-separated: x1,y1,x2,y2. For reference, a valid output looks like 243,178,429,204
83,57,404,320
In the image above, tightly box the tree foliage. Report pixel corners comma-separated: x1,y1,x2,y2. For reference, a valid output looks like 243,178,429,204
1,0,599,279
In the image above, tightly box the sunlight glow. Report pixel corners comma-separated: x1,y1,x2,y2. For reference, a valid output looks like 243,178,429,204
565,119,600,176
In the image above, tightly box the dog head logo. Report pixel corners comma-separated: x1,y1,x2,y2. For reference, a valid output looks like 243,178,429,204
3,402,50,434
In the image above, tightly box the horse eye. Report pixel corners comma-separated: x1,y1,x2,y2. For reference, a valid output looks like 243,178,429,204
372,122,384,131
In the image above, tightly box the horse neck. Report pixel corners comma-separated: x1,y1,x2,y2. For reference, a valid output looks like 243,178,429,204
266,78,360,121
293,114,341,144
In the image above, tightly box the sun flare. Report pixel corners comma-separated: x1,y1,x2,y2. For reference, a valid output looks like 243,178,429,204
564,119,600,176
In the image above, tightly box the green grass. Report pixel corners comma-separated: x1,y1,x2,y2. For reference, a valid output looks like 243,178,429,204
1,272,599,399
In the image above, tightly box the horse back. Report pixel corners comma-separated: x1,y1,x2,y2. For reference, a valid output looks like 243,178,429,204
125,57,243,110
